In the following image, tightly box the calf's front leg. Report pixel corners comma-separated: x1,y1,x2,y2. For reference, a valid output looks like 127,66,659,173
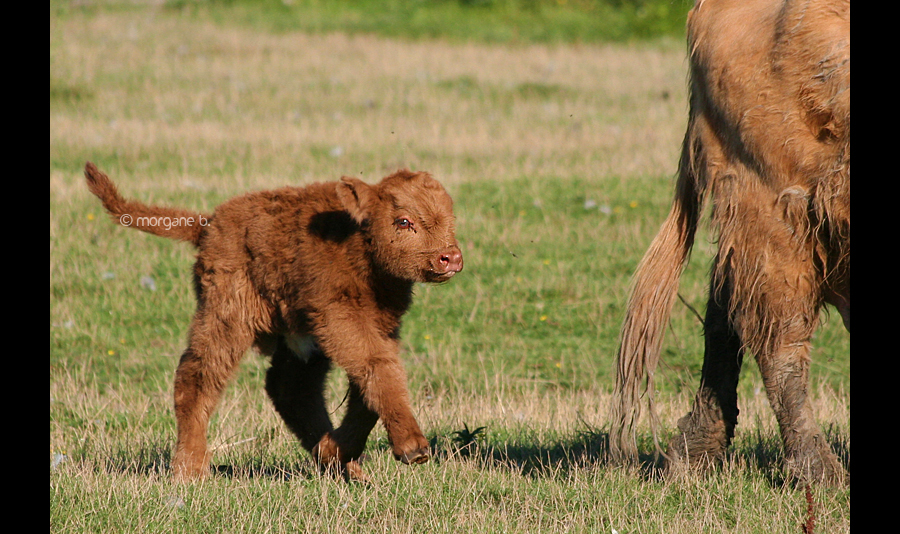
314,318,430,467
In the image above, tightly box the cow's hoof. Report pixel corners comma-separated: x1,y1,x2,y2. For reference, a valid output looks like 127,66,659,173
784,452,848,486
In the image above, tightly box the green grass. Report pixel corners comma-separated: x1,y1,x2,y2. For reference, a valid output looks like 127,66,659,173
50,4,849,533
53,0,693,44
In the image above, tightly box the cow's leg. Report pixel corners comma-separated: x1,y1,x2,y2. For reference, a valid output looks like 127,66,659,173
667,273,744,469
725,194,847,484
313,317,430,467
172,309,255,481
750,320,846,484
264,337,335,453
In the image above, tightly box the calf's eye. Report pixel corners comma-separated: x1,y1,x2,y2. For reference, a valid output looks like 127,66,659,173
395,218,413,230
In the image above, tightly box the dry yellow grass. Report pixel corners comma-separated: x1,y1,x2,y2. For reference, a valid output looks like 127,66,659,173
51,10,687,192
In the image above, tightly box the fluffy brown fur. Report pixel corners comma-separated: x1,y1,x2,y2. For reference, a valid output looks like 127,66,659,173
85,162,464,482
609,0,849,484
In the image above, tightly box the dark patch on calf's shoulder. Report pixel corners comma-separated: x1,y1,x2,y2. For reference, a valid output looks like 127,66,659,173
307,210,359,242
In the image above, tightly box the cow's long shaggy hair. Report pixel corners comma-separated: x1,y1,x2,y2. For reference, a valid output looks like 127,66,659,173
610,0,849,484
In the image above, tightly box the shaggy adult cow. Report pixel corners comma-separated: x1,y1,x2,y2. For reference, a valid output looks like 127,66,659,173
609,0,849,484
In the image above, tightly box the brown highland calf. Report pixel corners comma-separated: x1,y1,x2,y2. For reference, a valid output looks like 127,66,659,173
609,0,849,484
84,162,464,482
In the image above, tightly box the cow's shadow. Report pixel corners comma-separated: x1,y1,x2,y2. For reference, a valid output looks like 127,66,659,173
418,423,848,487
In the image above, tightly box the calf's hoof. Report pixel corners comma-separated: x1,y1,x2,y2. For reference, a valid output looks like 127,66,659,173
172,452,211,482
395,446,430,465
343,460,373,484
316,457,373,484
392,433,431,465
312,434,373,484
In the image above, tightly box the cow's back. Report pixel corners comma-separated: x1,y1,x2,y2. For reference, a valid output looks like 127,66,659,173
686,0,850,190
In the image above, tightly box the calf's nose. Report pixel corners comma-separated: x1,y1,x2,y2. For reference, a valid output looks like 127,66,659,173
439,249,464,273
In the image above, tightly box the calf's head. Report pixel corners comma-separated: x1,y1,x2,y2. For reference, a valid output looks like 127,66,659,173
337,170,463,283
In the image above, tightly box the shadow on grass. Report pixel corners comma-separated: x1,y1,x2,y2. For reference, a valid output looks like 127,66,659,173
737,422,850,487
93,441,320,482
94,423,849,487
423,422,851,488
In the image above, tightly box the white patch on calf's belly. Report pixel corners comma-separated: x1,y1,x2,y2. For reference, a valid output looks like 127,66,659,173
285,334,318,363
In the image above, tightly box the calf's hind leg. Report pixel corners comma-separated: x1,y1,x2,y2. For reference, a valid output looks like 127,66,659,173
264,336,335,452
172,312,255,481
313,381,381,482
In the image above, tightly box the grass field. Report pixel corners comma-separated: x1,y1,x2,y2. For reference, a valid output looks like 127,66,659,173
50,2,850,532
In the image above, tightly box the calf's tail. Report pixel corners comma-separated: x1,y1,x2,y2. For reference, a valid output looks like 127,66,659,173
84,162,208,247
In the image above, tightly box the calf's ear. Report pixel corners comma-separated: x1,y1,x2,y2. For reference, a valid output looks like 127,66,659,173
337,176,376,224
